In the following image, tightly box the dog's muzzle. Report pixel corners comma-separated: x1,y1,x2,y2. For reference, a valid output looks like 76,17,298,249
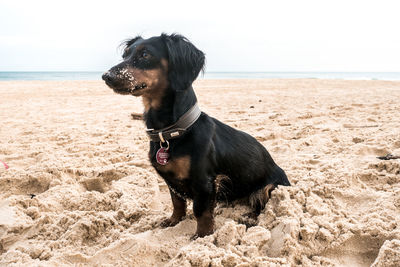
102,71,116,87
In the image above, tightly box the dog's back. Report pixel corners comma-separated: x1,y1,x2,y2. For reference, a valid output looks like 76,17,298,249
209,117,290,202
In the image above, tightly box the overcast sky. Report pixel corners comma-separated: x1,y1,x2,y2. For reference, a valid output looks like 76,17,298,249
1,0,400,72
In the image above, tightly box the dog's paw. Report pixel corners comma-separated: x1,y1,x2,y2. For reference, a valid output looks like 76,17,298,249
190,234,199,240
243,211,258,220
238,213,258,228
191,227,214,239
190,231,213,240
160,217,180,228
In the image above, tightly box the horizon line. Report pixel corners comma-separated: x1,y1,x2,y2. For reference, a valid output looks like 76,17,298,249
1,70,400,73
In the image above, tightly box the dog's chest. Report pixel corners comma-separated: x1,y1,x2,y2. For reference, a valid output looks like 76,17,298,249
151,155,191,180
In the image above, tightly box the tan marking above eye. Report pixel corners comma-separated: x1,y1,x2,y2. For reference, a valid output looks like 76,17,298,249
160,58,168,70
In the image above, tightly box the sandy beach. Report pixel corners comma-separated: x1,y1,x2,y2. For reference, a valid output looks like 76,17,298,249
0,79,399,266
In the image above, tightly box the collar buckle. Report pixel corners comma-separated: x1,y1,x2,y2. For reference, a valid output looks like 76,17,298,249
146,102,201,143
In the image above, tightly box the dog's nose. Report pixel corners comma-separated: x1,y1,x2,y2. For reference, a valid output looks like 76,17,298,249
102,71,117,87
102,71,111,82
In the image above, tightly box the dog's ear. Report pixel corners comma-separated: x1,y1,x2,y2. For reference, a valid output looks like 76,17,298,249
162,34,205,91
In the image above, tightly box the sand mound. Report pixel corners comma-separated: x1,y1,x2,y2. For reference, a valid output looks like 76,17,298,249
1,79,400,266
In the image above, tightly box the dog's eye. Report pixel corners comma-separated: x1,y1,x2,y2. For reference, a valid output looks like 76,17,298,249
141,51,150,59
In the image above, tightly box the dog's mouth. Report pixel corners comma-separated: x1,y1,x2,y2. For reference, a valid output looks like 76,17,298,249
108,82,148,96
129,82,148,95
133,83,148,91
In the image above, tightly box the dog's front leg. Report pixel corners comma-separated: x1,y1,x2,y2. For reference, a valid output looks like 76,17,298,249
192,183,216,238
160,188,187,228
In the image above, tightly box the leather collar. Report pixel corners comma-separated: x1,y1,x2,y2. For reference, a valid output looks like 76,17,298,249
146,102,201,143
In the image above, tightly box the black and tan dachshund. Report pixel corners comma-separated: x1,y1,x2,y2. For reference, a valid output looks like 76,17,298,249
102,33,290,238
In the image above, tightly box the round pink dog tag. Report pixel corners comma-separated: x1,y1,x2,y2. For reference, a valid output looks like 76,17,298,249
156,147,169,165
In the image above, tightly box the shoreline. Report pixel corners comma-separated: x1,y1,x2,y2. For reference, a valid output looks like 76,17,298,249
1,71,400,81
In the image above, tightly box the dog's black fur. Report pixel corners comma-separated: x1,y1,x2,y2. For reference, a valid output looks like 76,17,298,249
103,33,290,238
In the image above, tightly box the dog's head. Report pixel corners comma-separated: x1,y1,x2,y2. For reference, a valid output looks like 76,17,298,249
102,34,205,97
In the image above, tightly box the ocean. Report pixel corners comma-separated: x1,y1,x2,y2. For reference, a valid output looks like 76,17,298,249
0,71,400,81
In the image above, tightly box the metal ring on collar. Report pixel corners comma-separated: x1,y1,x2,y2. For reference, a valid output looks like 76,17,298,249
160,140,169,150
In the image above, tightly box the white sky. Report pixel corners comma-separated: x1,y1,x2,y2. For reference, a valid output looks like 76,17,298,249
1,0,400,72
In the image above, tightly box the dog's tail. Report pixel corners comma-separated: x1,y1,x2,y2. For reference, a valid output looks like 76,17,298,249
249,166,290,214
273,166,290,186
